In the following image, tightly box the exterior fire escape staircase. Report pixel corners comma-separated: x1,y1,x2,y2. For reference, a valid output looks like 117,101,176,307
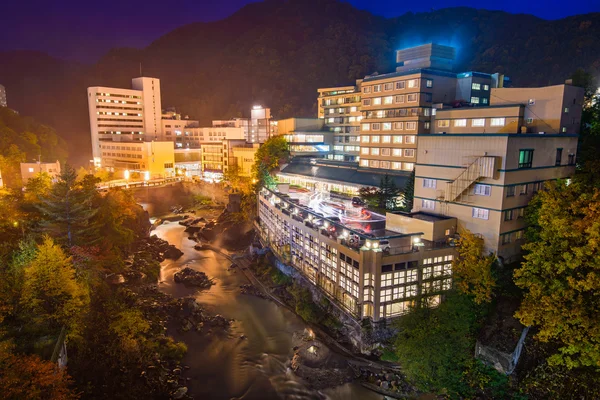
443,156,497,203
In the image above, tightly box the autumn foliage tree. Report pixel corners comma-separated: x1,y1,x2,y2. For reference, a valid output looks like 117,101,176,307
514,180,600,368
0,343,78,400
20,236,89,338
452,230,497,304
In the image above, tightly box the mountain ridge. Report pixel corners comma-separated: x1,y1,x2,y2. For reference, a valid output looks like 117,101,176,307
0,1,598,166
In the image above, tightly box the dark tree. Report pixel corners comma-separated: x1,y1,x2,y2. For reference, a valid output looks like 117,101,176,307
402,170,415,212
37,165,98,246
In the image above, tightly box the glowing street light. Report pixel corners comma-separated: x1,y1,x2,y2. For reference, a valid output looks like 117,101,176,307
124,169,130,180
144,171,150,181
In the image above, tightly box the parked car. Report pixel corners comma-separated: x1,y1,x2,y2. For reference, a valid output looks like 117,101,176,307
379,240,391,252
352,196,365,206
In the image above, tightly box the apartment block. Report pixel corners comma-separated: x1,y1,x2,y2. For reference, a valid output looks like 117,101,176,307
317,85,362,162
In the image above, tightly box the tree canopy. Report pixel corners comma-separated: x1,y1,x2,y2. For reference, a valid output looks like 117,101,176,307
452,230,497,304
252,135,289,189
514,180,600,368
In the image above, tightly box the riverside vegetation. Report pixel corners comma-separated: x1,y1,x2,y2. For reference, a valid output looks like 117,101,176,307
0,164,195,399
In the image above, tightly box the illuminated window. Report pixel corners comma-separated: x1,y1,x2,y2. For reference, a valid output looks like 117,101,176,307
473,184,491,196
483,84,489,91
361,147,369,155
371,148,380,156
360,160,369,167
371,135,380,143
404,135,416,144
471,96,480,104
407,79,419,88
472,83,481,90
384,96,393,105
403,162,414,170
454,119,467,127
422,199,435,210
438,120,450,128
361,123,370,132
373,97,382,105
361,136,370,143
382,135,391,142
392,149,402,157
392,162,401,170
491,118,505,127
472,207,489,220
393,135,402,143
423,179,436,189
472,118,485,127
28,167,34,173
426,79,433,88
394,122,403,130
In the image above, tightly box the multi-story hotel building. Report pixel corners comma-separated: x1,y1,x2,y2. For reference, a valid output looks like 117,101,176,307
257,43,583,322
414,84,581,262
87,77,174,177
317,84,362,162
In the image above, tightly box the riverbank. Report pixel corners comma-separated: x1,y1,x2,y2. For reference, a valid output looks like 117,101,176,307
152,212,384,399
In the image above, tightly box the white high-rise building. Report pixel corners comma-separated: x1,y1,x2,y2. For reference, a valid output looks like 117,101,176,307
87,77,174,178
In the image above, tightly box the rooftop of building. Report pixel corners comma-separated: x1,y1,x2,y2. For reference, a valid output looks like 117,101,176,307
279,158,411,188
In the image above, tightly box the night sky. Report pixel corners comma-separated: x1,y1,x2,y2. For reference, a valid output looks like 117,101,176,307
1,0,598,63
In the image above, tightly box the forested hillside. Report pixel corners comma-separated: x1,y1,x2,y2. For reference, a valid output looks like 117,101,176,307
1,0,599,165
0,107,68,187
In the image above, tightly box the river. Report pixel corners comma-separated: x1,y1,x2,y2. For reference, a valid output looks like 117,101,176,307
153,222,382,400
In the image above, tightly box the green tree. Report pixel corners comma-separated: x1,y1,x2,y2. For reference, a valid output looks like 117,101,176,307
37,165,98,246
20,236,89,337
393,292,486,396
379,174,401,210
357,186,379,208
452,230,497,304
402,169,415,212
514,180,600,368
252,136,289,189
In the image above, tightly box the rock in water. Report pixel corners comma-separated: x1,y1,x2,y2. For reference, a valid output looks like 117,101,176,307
174,267,214,288
164,245,184,260
172,386,188,399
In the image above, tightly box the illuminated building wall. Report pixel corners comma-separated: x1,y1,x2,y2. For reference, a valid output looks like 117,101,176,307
317,84,362,162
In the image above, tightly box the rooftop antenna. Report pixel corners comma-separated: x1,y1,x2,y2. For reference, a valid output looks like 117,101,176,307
139,62,142,77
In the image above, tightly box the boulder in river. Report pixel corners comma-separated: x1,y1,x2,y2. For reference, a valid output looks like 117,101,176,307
174,267,214,288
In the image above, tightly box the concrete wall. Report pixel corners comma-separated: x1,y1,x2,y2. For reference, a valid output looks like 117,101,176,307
20,161,61,184
385,212,456,242
491,84,584,134
433,105,524,134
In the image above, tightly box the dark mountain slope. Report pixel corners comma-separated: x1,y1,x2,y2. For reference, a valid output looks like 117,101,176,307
1,0,599,165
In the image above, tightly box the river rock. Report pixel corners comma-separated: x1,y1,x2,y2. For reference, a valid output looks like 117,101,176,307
174,268,214,288
164,245,184,260
172,386,188,399
381,381,389,390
